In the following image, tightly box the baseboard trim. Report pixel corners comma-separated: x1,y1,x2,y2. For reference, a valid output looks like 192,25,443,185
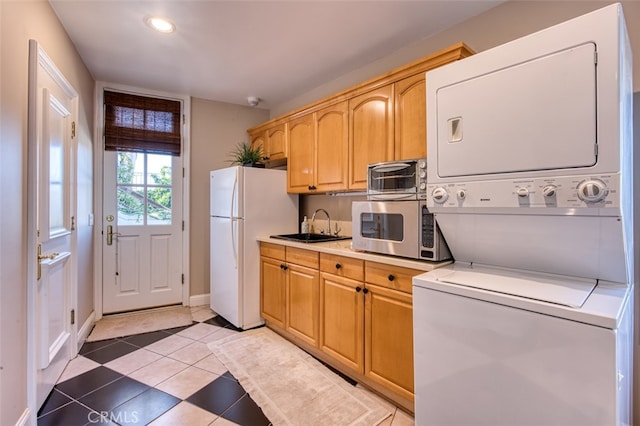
77,311,95,351
15,407,30,426
189,293,210,307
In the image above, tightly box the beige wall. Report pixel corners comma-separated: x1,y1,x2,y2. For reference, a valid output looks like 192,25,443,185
0,1,94,423
272,0,640,117
189,98,269,297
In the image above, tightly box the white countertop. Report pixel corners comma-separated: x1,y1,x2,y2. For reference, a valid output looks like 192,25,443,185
257,236,452,272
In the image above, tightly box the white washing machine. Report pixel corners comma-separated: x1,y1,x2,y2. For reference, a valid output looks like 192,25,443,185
414,4,634,425
413,264,633,425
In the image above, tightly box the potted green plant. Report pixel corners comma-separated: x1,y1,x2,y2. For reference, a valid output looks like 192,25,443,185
228,141,264,167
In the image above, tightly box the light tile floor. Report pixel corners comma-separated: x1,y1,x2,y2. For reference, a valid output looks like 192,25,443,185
37,305,414,425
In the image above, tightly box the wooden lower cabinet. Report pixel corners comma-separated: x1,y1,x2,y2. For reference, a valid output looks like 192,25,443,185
287,263,319,347
364,283,414,402
260,243,320,347
260,247,287,329
319,272,364,372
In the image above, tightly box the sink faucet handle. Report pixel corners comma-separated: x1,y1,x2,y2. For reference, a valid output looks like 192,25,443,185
333,223,342,236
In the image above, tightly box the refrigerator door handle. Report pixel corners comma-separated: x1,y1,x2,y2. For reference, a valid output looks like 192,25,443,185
231,218,238,270
230,172,238,218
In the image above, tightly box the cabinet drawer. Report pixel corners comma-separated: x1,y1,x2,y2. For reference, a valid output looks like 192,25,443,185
260,242,285,260
320,253,364,281
286,247,319,269
365,261,422,294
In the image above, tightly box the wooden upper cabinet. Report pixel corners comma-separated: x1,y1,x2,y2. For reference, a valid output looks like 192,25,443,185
349,85,394,190
267,123,287,160
287,113,315,193
249,123,287,162
249,129,266,160
395,73,426,160
316,101,348,192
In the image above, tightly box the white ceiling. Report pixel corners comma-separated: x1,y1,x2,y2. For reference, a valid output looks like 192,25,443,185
50,1,504,109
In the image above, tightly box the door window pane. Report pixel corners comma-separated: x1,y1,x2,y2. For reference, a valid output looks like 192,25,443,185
147,153,171,184
49,106,65,234
117,152,173,226
148,188,172,224
117,186,144,224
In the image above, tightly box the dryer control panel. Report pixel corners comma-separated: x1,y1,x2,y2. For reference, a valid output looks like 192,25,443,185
427,174,620,210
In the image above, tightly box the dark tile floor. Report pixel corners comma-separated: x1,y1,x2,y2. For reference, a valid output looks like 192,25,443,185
36,312,270,426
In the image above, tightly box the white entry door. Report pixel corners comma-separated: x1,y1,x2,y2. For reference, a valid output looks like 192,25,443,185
102,150,183,313
28,40,78,409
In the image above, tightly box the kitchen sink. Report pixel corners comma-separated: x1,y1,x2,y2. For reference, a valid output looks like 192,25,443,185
271,233,351,243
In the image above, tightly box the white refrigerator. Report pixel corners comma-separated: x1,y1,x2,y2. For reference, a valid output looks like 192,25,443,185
210,166,298,329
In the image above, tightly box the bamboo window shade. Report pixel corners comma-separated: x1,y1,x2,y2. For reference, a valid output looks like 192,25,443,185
104,90,182,156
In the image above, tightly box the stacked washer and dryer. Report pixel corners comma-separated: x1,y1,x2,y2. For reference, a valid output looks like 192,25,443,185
413,4,634,425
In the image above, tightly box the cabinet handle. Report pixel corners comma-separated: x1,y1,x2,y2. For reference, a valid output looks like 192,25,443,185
355,286,362,292
280,264,288,271
363,288,369,294
308,185,317,191
335,263,341,269
388,274,395,281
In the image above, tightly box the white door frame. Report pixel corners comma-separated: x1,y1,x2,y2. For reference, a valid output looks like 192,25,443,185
93,82,191,320
26,39,79,421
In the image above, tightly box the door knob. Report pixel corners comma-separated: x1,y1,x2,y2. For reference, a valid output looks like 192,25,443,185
107,225,115,245
37,244,59,280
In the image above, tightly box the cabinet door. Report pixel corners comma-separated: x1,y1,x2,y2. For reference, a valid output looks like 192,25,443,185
395,73,426,160
260,256,287,329
287,114,315,193
316,101,348,192
287,263,319,347
249,130,266,160
267,123,287,160
319,272,364,373
364,283,414,401
348,85,394,190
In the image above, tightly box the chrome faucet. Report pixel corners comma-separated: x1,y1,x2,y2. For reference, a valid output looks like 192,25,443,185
311,208,331,235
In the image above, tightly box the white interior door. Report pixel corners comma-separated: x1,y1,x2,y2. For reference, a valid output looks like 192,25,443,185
102,151,183,313
28,40,78,409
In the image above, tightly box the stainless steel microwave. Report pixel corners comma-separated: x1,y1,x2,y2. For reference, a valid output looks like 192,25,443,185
352,200,451,261
367,158,427,200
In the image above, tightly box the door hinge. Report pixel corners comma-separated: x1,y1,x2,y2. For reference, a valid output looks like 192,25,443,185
182,221,185,231
70,309,75,325
594,51,598,65
181,274,185,285
594,143,598,157
71,121,76,138
183,167,185,178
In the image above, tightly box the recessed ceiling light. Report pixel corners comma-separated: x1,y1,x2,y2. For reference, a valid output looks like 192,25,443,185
145,16,175,33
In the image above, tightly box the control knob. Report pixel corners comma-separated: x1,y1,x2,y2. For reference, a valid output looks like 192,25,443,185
419,160,427,169
516,187,529,198
419,182,427,190
419,171,427,179
457,189,466,200
432,187,448,203
542,185,557,198
577,180,608,203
